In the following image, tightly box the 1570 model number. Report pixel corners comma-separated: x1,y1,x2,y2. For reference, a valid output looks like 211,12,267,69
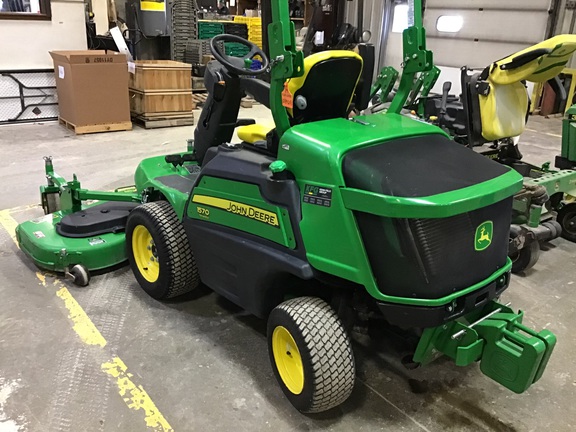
197,206,210,218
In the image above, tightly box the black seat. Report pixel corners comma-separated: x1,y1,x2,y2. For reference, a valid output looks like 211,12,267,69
287,52,363,124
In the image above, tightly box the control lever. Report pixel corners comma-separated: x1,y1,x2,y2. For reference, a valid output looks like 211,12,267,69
165,154,183,167
182,153,197,163
166,153,197,167
440,81,452,120
236,119,256,127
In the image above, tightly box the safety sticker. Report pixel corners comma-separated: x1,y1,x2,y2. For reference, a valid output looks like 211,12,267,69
88,237,106,246
31,214,54,224
282,83,293,109
33,231,45,239
303,185,332,207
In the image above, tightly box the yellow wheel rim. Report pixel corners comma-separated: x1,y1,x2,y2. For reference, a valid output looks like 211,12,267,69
132,225,160,283
272,326,304,394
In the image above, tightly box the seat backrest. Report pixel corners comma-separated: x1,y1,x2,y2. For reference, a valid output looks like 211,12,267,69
478,81,529,141
286,50,363,125
466,35,576,143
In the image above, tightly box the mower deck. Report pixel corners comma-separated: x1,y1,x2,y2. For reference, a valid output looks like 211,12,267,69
15,201,136,273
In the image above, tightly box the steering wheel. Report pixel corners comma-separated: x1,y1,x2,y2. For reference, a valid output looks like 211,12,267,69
210,34,269,76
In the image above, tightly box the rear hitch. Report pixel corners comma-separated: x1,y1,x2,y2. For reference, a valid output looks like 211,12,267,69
413,300,556,393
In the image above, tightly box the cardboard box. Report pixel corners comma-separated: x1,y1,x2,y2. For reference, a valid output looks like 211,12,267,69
50,50,131,128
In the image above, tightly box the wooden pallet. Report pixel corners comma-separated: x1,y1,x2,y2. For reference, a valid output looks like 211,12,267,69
132,113,195,129
192,92,208,109
190,94,256,110
130,89,194,114
192,76,207,92
59,117,132,135
134,110,194,118
241,97,254,108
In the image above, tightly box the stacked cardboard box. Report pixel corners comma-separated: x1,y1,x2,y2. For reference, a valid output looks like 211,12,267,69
50,50,132,134
129,60,195,129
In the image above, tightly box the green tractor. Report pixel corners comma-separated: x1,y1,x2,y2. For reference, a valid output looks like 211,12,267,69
16,0,556,413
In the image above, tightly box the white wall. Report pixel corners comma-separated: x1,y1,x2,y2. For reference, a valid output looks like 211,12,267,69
0,0,87,70
91,0,109,35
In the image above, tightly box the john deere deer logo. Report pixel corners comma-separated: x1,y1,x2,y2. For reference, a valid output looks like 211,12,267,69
475,221,493,251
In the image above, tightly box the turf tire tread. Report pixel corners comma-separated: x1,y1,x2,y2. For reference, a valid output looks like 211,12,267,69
275,296,355,413
132,201,199,298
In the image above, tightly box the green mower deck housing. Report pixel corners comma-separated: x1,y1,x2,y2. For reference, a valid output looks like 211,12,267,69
16,157,141,275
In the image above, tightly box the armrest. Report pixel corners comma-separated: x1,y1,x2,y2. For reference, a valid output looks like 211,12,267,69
240,78,271,109
500,48,552,71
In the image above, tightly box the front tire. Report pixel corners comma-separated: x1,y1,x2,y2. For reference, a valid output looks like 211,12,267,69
267,297,355,413
126,201,199,299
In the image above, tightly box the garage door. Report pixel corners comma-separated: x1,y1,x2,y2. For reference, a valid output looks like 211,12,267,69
425,0,553,68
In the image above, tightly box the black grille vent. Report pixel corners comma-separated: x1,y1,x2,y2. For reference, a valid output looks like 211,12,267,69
354,198,512,300
409,213,473,278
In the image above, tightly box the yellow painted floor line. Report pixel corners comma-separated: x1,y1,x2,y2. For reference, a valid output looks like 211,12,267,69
56,287,107,347
0,208,173,431
0,203,39,214
102,357,174,432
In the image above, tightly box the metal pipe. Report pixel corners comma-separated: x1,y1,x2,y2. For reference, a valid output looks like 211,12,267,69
451,302,512,340
377,0,393,74
357,0,364,35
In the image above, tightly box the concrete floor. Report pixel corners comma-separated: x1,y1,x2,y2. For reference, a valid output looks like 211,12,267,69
0,109,575,432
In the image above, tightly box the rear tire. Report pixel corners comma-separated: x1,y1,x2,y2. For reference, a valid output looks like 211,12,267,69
126,201,199,299
267,297,355,413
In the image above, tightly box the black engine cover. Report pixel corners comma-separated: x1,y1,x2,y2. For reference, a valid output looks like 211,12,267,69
343,134,513,300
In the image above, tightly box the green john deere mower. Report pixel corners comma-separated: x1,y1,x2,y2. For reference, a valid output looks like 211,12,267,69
16,0,556,413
